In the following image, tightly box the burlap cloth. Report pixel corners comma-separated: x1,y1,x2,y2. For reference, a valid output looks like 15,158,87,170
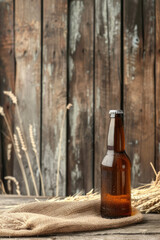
0,199,143,237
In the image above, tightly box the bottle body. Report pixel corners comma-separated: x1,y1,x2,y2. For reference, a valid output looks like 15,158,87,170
101,110,131,218
101,151,131,218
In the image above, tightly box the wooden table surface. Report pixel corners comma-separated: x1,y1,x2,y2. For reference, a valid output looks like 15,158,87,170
0,195,159,240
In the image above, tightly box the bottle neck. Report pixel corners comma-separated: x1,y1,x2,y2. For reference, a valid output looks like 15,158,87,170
107,115,125,152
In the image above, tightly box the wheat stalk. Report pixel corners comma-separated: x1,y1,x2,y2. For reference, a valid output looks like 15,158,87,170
0,179,6,194
2,92,30,194
52,164,160,214
29,124,45,196
49,189,100,202
16,126,39,196
131,162,160,213
13,133,31,195
136,196,160,212
146,199,160,213
4,176,21,195
0,106,30,195
14,134,21,159
56,103,72,197
3,91,17,105
4,92,41,196
0,106,5,117
7,143,12,161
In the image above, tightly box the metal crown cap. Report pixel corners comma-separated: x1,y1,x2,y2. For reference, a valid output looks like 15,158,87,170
109,110,123,117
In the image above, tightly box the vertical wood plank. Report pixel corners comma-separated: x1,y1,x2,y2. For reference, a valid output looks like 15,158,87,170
94,0,121,190
0,0,15,189
68,0,94,195
42,0,67,196
14,0,41,195
123,0,155,187
0,134,2,180
156,0,160,172
142,0,155,181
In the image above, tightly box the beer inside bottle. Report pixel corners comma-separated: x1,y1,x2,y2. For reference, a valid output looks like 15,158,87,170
101,110,131,218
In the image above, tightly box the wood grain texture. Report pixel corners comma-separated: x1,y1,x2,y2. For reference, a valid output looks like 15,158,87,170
0,0,15,191
42,0,67,196
0,195,48,210
51,235,160,240
57,235,160,240
0,236,160,240
123,0,155,187
156,0,160,172
14,0,41,195
67,0,94,195
94,0,121,190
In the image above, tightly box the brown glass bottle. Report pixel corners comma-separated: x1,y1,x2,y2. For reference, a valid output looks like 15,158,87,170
101,110,131,218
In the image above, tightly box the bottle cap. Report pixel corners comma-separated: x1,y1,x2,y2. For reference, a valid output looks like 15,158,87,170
109,110,123,117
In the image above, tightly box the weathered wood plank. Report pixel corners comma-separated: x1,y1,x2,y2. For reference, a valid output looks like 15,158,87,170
42,0,67,196
0,235,158,240
141,0,155,182
0,134,2,181
61,235,159,240
94,0,121,190
0,195,48,210
156,0,160,172
68,0,94,195
123,0,155,187
0,0,15,191
52,213,160,237
53,235,160,240
14,0,41,195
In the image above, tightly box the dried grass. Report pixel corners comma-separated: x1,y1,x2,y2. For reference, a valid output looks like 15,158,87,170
49,189,99,202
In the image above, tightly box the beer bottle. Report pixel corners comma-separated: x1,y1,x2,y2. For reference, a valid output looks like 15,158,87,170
101,110,131,218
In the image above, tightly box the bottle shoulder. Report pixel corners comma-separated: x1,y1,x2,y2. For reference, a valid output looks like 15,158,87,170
101,150,131,168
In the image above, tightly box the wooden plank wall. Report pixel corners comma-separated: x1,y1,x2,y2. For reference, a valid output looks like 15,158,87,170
0,0,158,196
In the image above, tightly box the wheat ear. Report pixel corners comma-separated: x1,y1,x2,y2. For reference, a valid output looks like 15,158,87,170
29,124,45,196
3,91,17,105
56,103,72,197
0,179,6,194
0,106,5,117
14,134,30,195
0,106,30,195
4,176,21,195
16,126,39,196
